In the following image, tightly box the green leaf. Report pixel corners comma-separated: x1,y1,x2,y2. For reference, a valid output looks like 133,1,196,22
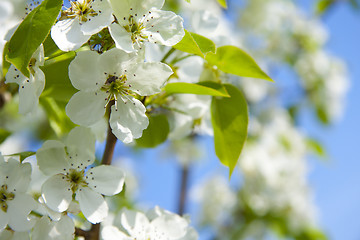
217,0,227,8
306,138,328,159
164,82,230,97
211,84,248,176
0,129,11,144
205,45,273,81
136,114,169,148
173,30,216,58
2,42,11,77
6,151,36,163
5,0,63,77
315,0,335,15
40,53,77,102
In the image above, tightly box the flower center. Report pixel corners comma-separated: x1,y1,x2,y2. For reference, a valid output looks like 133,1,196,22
60,0,99,23
66,169,87,193
123,15,148,46
0,185,15,212
101,72,136,109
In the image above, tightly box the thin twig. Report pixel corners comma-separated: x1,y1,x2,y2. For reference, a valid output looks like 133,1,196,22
178,165,189,216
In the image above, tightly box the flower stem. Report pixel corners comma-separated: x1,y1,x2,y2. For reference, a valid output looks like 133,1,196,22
178,165,190,216
101,120,117,165
161,48,176,63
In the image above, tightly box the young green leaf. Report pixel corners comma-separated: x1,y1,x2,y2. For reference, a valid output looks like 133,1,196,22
217,0,227,8
6,0,63,77
173,30,216,58
136,114,170,148
6,151,36,163
164,82,229,97
211,84,248,177
2,42,11,77
206,45,273,81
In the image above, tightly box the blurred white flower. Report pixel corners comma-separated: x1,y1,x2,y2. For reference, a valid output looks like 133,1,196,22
102,206,198,240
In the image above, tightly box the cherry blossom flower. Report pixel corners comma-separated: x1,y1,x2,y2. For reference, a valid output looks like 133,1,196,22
65,48,173,143
36,127,125,223
0,154,37,232
102,206,198,240
51,0,113,51
5,44,45,115
108,0,185,52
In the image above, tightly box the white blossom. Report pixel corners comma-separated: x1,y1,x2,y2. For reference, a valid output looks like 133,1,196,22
36,127,125,223
65,48,173,143
108,0,185,52
51,0,113,51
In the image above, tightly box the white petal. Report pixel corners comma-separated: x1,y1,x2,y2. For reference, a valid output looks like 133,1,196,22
51,18,91,52
127,62,172,96
36,140,69,176
144,10,185,46
150,214,188,239
168,112,193,141
0,210,9,232
80,0,113,35
98,48,139,74
110,0,164,23
65,91,108,126
108,24,135,53
109,98,149,143
5,65,27,85
54,215,75,240
6,160,31,193
102,226,133,240
69,51,103,91
41,175,72,212
119,209,150,238
18,68,45,114
89,117,108,142
32,215,74,240
31,216,52,240
12,232,30,240
87,165,125,196
7,193,37,231
64,127,96,167
178,227,199,240
76,187,108,224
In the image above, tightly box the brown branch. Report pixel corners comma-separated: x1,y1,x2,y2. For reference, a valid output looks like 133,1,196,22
178,165,189,216
101,121,117,165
